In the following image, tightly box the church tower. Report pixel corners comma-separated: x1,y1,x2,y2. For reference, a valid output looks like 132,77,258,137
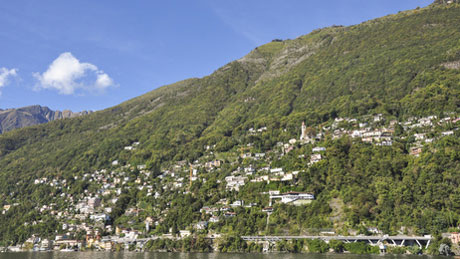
300,121,307,140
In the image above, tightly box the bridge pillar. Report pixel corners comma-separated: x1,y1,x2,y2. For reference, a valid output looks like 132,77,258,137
263,241,270,253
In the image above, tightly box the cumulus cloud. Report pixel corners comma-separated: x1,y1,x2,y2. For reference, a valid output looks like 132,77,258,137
96,72,113,88
34,52,114,95
0,67,18,94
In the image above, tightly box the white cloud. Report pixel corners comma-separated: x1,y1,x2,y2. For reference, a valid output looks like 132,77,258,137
0,67,18,94
34,52,114,95
96,72,113,88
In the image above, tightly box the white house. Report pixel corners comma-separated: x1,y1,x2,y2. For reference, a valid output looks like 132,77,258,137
281,173,294,181
312,147,326,153
310,154,322,164
270,192,315,206
231,200,244,207
225,176,248,191
442,131,454,136
414,133,426,141
195,221,208,230
209,216,220,223
270,168,283,174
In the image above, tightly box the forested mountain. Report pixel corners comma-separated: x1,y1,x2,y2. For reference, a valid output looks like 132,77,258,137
0,1,459,250
0,105,91,134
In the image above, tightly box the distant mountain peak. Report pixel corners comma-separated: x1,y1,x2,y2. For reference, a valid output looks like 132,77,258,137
0,105,92,133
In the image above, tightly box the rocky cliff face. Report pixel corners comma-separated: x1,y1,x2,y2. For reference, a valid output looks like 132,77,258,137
0,105,91,133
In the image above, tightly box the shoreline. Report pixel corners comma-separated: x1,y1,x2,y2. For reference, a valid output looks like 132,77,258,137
1,235,438,255
0,249,427,256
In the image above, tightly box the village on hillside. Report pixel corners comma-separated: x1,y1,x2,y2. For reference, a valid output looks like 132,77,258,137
1,113,459,252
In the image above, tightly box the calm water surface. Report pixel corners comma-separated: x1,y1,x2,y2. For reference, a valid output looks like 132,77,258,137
0,253,450,259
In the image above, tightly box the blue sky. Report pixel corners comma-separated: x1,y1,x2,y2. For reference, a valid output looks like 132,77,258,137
0,0,433,112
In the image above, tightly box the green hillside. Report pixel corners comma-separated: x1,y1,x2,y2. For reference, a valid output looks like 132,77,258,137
0,2,459,251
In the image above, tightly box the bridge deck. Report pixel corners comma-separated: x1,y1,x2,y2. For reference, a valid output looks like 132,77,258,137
241,235,431,241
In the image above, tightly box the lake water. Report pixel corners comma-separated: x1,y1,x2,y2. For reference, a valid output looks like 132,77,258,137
0,253,449,259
